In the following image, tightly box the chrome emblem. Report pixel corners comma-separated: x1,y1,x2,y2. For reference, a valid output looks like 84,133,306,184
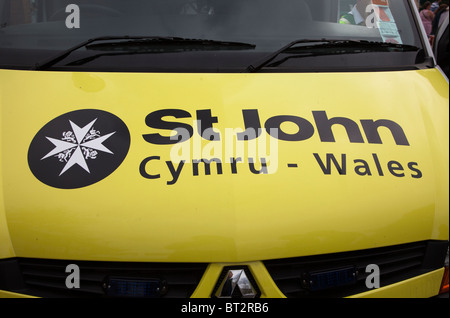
214,268,259,298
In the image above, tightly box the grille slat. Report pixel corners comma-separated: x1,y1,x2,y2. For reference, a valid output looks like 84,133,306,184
25,279,105,295
265,244,427,269
22,270,106,283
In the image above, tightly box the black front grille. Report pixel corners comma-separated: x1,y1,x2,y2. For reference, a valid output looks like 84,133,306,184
3,258,208,298
263,240,448,298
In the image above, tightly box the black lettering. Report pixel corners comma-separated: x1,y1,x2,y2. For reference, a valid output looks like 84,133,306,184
265,115,314,141
361,120,410,146
230,157,242,174
193,158,223,176
249,158,268,174
408,162,423,179
166,161,185,185
313,153,347,175
354,159,372,176
314,153,347,175
372,153,384,176
143,109,193,145
139,156,161,179
388,160,405,177
237,109,262,141
313,111,364,143
196,109,220,141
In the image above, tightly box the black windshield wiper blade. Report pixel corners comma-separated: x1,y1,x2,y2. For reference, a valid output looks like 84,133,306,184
86,38,256,52
245,39,420,72
33,36,255,70
33,36,153,70
67,41,257,67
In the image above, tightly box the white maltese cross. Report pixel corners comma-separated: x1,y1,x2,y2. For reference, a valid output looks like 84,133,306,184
41,119,116,176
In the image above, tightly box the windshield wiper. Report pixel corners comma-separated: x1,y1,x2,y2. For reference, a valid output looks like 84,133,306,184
85,38,256,52
32,36,255,70
245,39,420,72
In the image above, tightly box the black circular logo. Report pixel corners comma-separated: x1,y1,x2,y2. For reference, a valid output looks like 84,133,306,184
28,109,131,189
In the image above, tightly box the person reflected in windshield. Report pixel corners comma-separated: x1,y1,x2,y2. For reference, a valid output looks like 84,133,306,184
340,0,372,25
420,1,435,36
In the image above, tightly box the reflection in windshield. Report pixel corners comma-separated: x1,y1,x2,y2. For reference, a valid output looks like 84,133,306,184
340,0,373,26
180,0,215,15
0,0,425,71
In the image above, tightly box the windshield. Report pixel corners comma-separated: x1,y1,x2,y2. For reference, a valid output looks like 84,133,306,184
0,0,427,72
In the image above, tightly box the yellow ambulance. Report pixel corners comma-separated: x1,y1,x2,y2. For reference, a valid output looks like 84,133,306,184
0,0,448,298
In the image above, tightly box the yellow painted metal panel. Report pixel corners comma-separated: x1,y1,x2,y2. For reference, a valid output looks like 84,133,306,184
0,290,36,298
0,69,448,265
